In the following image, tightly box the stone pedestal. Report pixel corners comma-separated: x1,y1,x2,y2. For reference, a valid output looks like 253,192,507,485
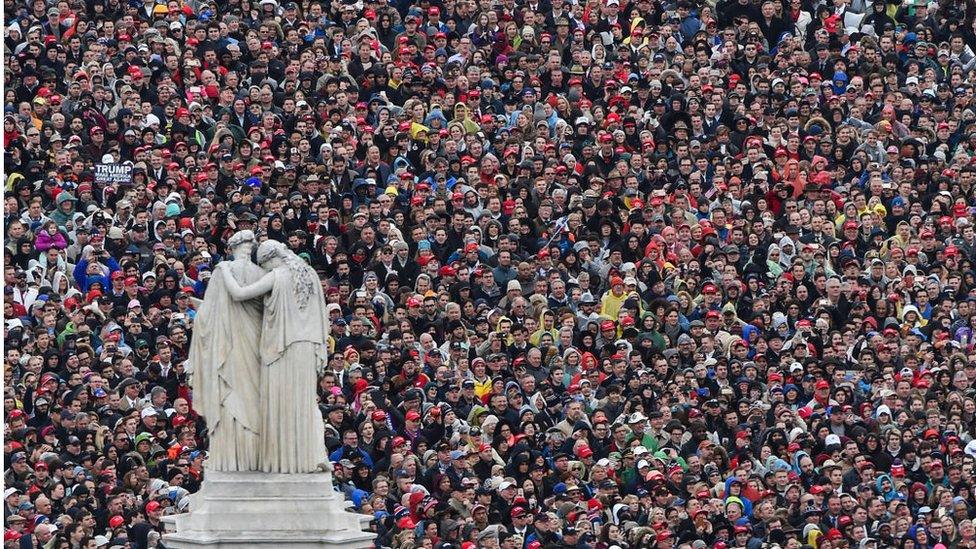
161,470,374,549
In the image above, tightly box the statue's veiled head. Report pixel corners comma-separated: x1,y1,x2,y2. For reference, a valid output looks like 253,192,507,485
228,230,257,258
256,239,287,269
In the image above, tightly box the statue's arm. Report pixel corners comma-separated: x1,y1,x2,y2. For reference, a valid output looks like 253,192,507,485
221,267,275,301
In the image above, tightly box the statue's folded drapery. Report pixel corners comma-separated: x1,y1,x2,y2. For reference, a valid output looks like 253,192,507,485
190,260,265,472
256,261,330,474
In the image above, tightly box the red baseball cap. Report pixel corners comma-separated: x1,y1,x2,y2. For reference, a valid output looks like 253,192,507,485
109,515,125,529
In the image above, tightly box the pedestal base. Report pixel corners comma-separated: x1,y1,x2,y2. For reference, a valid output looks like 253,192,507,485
161,470,374,549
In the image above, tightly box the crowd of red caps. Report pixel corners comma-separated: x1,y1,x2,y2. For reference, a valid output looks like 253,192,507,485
4,0,976,547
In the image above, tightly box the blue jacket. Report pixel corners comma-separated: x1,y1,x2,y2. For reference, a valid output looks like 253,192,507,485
72,256,121,293
329,446,374,468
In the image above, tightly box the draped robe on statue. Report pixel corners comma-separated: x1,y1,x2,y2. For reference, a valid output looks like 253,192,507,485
189,260,265,471
256,264,330,474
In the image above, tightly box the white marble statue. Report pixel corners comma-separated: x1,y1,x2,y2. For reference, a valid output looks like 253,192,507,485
189,230,264,471
221,239,330,474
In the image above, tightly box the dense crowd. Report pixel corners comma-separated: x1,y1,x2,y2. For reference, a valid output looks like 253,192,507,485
4,0,976,547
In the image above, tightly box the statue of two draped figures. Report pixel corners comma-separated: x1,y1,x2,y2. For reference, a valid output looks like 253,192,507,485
189,231,330,474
